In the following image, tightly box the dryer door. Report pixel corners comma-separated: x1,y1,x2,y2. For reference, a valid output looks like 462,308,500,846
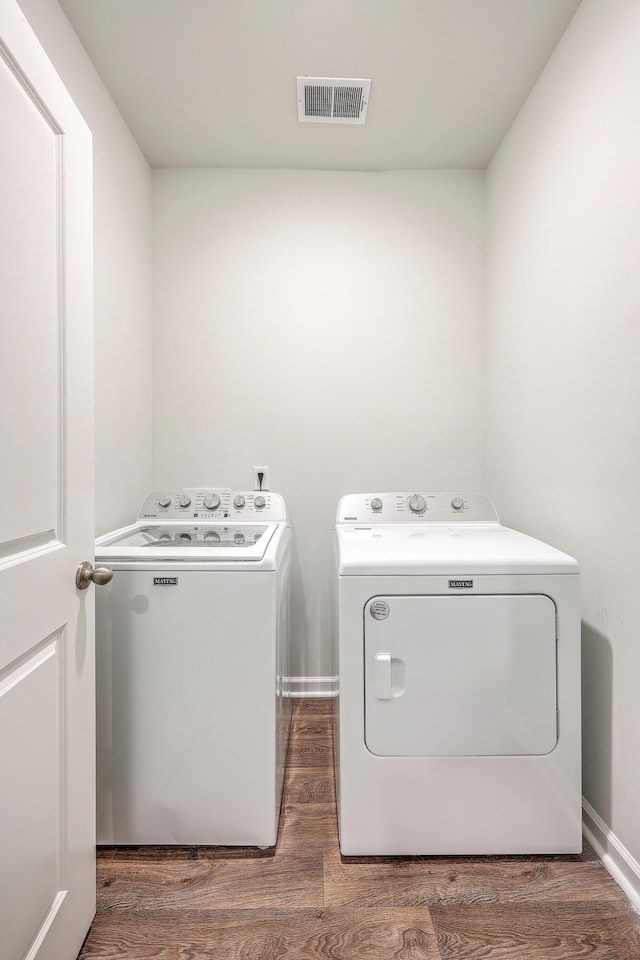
364,594,557,757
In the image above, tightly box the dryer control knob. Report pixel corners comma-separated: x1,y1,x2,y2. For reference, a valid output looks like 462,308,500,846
234,532,245,545
408,494,426,514
371,497,383,512
179,532,192,542
158,495,171,508
203,494,221,510
451,497,464,511
178,495,191,508
234,495,246,509
254,496,266,509
204,530,220,542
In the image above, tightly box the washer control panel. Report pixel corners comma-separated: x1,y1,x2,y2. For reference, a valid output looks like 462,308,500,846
336,492,499,524
139,489,287,522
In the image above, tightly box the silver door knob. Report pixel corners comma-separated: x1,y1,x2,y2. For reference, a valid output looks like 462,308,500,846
76,561,113,590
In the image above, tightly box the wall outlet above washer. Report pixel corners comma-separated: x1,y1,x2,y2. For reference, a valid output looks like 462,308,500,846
253,465,270,491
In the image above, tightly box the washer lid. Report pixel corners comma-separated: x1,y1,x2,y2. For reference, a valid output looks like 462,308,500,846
96,522,277,562
336,523,578,576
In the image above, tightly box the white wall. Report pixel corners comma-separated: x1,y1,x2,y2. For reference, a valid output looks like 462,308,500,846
487,0,640,872
153,169,486,681
18,0,153,535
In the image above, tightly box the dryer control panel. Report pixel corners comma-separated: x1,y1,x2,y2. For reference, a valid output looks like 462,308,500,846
336,492,499,524
139,489,287,522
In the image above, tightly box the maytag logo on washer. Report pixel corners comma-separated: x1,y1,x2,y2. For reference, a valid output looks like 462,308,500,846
370,600,390,620
154,577,178,586
448,579,473,589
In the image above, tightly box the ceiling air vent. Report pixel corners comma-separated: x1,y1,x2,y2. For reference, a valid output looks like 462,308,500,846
297,77,371,124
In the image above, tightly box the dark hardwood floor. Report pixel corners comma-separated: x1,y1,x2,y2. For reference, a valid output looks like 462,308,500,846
79,698,640,959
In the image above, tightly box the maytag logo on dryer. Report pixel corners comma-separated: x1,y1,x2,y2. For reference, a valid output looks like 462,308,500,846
154,577,178,586
448,579,473,589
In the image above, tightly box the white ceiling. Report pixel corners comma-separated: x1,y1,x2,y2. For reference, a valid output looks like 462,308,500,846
59,0,581,170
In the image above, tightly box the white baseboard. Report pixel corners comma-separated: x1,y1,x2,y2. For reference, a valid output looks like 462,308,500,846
287,676,338,698
583,798,640,912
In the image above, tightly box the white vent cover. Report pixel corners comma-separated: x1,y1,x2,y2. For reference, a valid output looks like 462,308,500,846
297,77,371,124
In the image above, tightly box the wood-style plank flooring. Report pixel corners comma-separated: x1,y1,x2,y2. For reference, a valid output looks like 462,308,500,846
79,699,640,959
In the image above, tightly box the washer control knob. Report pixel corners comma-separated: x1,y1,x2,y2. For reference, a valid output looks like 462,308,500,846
371,497,383,512
234,495,246,509
408,494,426,514
203,494,221,510
234,532,245,545
204,530,220,543
178,495,191,508
158,495,171,508
254,496,266,509
451,497,464,511
179,532,192,542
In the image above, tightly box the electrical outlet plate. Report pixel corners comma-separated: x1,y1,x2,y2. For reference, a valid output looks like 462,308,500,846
253,465,270,491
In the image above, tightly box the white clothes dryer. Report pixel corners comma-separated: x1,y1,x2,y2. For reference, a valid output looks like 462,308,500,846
334,492,581,856
95,489,291,846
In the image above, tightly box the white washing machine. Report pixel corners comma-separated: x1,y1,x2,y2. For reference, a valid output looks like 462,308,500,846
95,488,291,846
335,492,581,856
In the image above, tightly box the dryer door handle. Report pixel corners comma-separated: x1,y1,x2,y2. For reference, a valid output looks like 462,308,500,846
374,653,392,701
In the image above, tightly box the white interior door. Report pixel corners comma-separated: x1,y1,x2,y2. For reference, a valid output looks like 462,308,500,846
0,2,95,958
365,594,558,757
